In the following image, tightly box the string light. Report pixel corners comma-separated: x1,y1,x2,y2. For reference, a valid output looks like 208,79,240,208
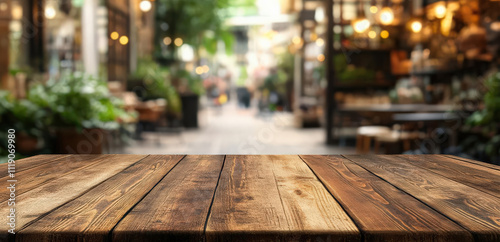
411,21,422,33
119,36,129,45
317,54,325,62
370,6,378,13
316,38,324,46
110,32,119,40
202,65,210,73
380,30,389,39
435,4,446,19
379,7,394,25
174,38,183,46
368,31,377,39
353,18,370,33
139,0,152,12
195,66,204,75
163,37,172,45
45,5,56,19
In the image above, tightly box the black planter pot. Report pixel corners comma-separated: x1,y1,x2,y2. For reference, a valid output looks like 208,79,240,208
181,94,199,128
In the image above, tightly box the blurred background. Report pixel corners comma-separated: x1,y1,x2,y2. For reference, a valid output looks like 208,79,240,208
0,0,499,164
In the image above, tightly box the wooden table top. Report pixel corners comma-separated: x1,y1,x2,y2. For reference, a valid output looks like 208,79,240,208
1,154,500,241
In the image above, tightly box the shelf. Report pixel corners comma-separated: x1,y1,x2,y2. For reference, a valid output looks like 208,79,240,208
333,81,394,90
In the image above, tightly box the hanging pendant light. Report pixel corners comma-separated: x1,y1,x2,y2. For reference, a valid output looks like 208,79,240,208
369,0,378,13
352,1,370,33
379,0,394,25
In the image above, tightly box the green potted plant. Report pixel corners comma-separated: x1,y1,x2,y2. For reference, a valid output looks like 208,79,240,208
171,69,205,128
462,70,500,164
129,58,182,120
0,91,48,154
29,73,131,154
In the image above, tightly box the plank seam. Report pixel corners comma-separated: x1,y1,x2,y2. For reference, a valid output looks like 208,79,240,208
298,155,364,242
0,155,119,204
340,155,474,239
441,155,500,171
16,155,152,236
106,155,187,242
395,155,500,199
202,155,226,242
270,160,292,232
0,155,71,178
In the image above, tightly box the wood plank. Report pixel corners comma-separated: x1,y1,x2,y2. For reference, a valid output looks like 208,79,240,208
0,154,146,239
0,155,117,202
206,155,359,241
400,155,500,199
344,154,500,241
301,155,472,242
442,155,500,171
0,155,70,177
17,155,184,242
112,155,224,241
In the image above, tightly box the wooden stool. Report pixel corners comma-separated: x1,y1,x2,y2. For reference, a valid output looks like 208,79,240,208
356,126,391,154
374,131,425,154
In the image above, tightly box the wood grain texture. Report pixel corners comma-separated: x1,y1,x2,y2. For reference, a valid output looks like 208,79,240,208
0,154,146,239
344,155,500,241
0,155,70,177
112,155,225,242
400,155,500,198
442,155,500,171
206,155,359,242
301,155,472,242
0,155,114,202
17,155,184,242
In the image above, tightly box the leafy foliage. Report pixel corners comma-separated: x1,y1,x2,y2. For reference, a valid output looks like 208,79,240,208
28,73,132,130
131,59,182,114
154,0,241,58
463,70,500,161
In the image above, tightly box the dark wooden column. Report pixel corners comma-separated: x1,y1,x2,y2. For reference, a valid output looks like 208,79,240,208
0,0,11,89
27,0,45,72
325,0,335,144
107,0,130,87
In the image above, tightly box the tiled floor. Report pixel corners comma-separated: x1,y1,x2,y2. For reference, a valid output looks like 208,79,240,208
124,102,355,155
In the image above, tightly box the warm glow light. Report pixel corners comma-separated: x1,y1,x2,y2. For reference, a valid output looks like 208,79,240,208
315,7,325,22
12,5,23,20
411,21,422,33
370,6,378,13
380,30,389,39
163,37,172,45
45,5,56,19
434,5,446,19
195,66,204,75
202,65,210,73
310,33,318,41
139,0,152,12
110,32,119,40
379,7,394,25
316,38,324,46
119,36,129,45
317,54,325,62
174,38,183,46
353,18,370,33
368,30,377,39
292,36,302,45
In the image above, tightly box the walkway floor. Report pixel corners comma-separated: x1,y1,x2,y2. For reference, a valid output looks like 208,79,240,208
124,102,355,155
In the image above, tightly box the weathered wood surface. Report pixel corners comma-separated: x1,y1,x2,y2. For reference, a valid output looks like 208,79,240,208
113,155,225,241
2,154,500,242
344,155,500,241
0,154,146,239
206,155,359,241
301,155,472,242
18,155,184,242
